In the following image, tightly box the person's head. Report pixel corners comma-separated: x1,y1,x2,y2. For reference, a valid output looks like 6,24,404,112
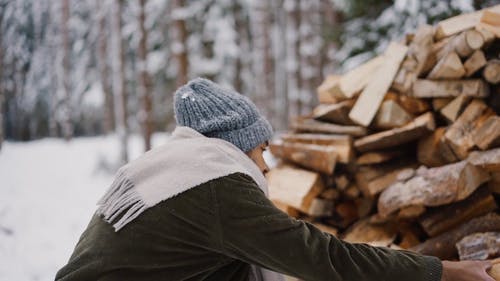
173,77,273,175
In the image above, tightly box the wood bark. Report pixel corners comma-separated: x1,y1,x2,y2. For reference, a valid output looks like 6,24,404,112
456,232,500,261
172,0,189,87
354,112,435,153
112,0,129,164
138,0,153,151
411,213,500,260
96,0,115,133
267,164,325,216
418,187,497,237
411,79,489,98
378,161,490,217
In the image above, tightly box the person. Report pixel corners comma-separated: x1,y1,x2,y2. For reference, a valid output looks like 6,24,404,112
56,78,494,281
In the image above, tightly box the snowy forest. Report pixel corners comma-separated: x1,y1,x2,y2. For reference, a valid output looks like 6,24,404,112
0,0,497,157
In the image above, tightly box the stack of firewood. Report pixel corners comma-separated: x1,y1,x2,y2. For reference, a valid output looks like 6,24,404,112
267,4,500,263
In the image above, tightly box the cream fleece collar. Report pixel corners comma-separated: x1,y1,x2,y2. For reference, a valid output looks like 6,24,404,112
97,126,269,231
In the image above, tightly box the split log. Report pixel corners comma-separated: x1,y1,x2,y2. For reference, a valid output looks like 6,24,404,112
325,56,384,100
432,98,453,111
476,25,496,45
308,198,334,217
418,187,497,237
357,166,416,198
397,205,426,219
356,150,402,165
355,197,375,219
342,218,397,247
335,175,350,191
456,232,500,260
464,50,487,77
490,259,500,281
349,42,408,127
373,100,413,130
317,75,341,104
483,60,500,84
320,188,340,201
412,79,489,98
378,161,490,217
313,99,355,125
472,116,500,150
291,118,367,137
344,184,361,200
354,112,435,153
397,95,430,115
436,30,485,60
278,134,354,164
477,10,500,38
428,51,465,79
440,94,471,123
443,100,495,159
269,141,338,174
267,165,325,216
411,213,500,260
417,127,452,167
392,25,434,93
335,202,359,227
434,4,500,40
468,147,500,172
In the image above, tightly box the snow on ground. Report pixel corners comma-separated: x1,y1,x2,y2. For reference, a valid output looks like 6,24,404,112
0,134,169,281
0,133,277,281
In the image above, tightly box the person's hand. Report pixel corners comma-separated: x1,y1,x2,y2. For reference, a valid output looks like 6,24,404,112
441,260,495,281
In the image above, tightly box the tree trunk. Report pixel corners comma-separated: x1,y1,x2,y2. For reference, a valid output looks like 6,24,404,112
172,0,188,87
138,0,153,152
285,0,302,117
60,0,73,140
96,0,115,134
112,0,129,164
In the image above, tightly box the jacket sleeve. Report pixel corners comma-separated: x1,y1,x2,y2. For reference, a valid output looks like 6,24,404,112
212,173,442,281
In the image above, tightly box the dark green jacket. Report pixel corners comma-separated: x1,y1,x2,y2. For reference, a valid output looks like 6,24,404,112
56,173,442,281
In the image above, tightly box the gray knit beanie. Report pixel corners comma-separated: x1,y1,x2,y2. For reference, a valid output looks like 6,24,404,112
173,77,274,152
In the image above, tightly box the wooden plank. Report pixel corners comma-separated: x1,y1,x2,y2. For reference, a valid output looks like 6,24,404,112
443,100,494,159
464,50,487,77
378,161,490,217
434,4,500,40
317,75,341,104
418,187,497,237
354,112,435,153
312,99,355,125
412,79,489,98
349,42,408,127
456,232,500,261
427,51,465,79
327,56,384,100
483,59,500,84
269,141,338,174
411,213,500,260
291,118,367,137
267,164,325,215
472,116,500,150
373,100,413,130
440,94,471,123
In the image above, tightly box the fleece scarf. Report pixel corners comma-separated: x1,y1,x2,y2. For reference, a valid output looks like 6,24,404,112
96,126,285,281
